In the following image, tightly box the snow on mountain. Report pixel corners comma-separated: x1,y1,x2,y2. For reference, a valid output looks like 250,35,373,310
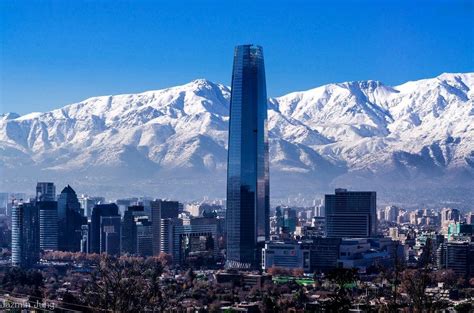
1,73,473,205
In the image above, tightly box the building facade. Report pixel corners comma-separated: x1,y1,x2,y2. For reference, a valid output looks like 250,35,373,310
262,242,310,272
325,189,377,238
57,185,86,252
90,203,119,254
226,44,270,269
38,201,58,251
121,205,147,254
100,216,121,255
12,202,40,267
151,200,161,256
36,182,56,202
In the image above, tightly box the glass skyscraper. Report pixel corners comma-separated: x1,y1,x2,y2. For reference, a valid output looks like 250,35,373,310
57,185,86,252
12,202,40,267
226,44,270,268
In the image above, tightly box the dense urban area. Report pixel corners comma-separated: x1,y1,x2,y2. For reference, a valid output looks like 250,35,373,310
0,183,473,312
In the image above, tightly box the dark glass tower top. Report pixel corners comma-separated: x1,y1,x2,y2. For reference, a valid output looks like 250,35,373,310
226,44,269,269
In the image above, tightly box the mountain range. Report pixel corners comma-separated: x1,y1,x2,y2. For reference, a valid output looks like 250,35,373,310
1,73,473,207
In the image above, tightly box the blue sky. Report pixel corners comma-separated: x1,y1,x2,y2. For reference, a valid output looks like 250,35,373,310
1,0,473,114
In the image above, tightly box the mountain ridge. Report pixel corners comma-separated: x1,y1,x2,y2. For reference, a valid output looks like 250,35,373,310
1,72,473,206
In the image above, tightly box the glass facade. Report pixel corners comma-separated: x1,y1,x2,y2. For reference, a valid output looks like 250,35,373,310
38,201,58,251
325,189,377,238
57,185,86,252
226,45,270,268
12,202,40,267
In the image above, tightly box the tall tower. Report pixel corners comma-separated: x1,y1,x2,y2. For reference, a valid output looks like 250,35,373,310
226,44,270,269
57,185,86,252
11,202,40,268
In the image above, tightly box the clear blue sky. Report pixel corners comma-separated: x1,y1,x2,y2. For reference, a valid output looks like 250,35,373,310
1,0,473,114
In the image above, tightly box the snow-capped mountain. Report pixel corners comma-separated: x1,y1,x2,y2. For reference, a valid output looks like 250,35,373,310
1,73,473,206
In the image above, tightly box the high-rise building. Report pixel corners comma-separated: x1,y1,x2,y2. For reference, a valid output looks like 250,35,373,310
226,44,269,269
441,208,461,225
160,200,180,218
36,182,56,202
0,192,9,216
38,201,58,251
160,218,176,256
136,217,153,256
172,224,218,264
283,207,297,233
325,188,377,238
12,202,40,267
90,203,119,254
384,206,399,223
100,216,121,255
79,195,105,218
437,241,474,278
151,200,161,256
80,225,89,253
466,212,474,225
121,205,147,254
57,185,86,252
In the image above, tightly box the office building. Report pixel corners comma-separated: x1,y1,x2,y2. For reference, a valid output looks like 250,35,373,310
57,185,86,252
121,205,146,254
151,200,161,256
36,182,56,202
160,218,176,255
172,224,218,264
438,241,474,278
262,242,310,272
79,195,104,218
325,188,377,238
160,200,180,218
384,206,399,223
12,202,40,267
283,207,297,233
441,208,460,225
80,225,89,253
38,201,58,251
100,216,121,255
303,237,342,273
90,203,120,254
136,217,153,256
0,193,9,216
226,44,269,269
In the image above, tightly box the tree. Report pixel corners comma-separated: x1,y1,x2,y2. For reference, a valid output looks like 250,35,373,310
157,252,173,267
325,268,358,312
400,268,433,311
82,254,164,312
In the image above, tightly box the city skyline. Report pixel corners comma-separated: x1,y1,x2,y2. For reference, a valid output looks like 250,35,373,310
1,1,473,310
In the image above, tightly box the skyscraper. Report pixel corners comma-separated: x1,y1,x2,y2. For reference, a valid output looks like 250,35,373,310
226,44,270,269
90,203,120,254
325,188,377,238
151,200,161,256
121,205,146,254
12,202,40,267
36,182,56,202
38,201,58,251
100,216,121,255
57,185,86,252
